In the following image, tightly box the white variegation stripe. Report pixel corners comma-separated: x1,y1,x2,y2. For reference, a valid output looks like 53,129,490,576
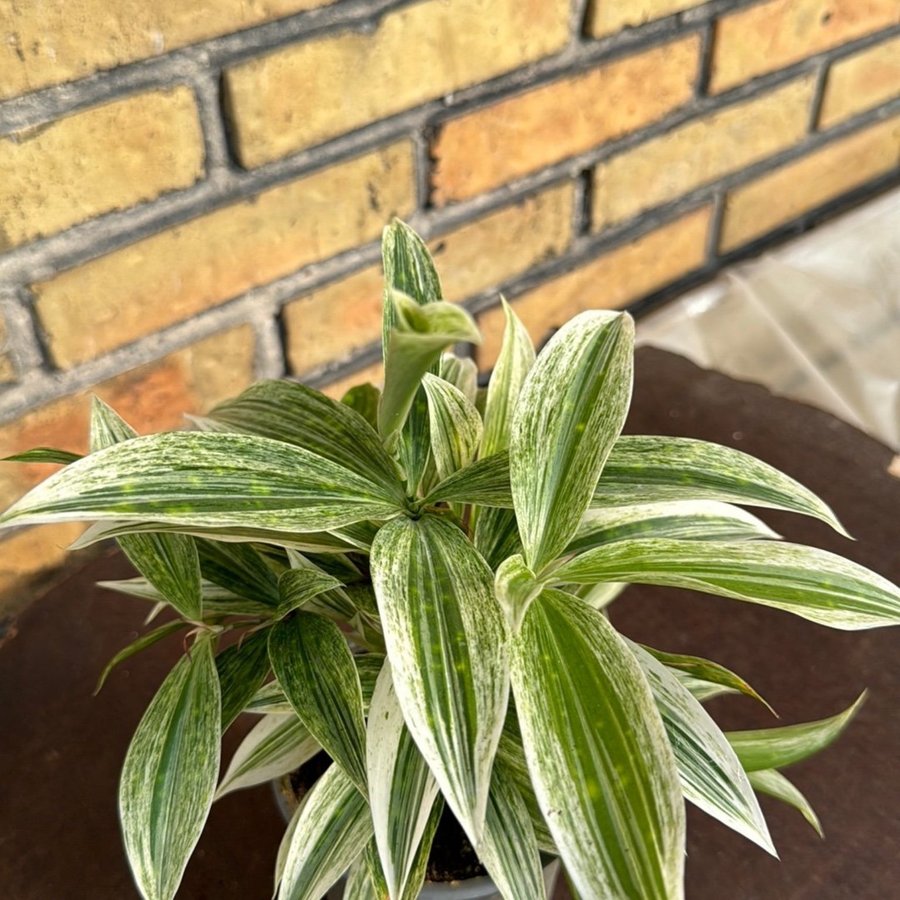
370,514,509,845
422,373,483,482
119,639,221,900
277,764,373,900
596,436,848,536
554,539,900,630
748,769,823,837
511,311,634,573
366,663,440,899
510,589,684,900
481,299,535,458
629,642,774,855
0,431,403,533
440,353,479,404
215,713,319,799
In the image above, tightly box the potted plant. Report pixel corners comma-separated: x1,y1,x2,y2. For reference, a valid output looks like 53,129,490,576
3,220,899,900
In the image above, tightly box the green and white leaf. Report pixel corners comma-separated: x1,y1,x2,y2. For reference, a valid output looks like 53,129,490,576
566,501,778,555
440,353,478,404
727,694,865,771
421,373,483,482
370,514,509,844
215,713,319,799
571,581,627,610
207,380,402,495
119,639,221,900
277,567,343,618
2,447,81,465
748,769,823,838
269,613,368,794
511,311,634,573
277,764,373,900
595,436,848,536
554,539,900,630
366,662,440,899
341,383,381,432
481,298,535,458
215,630,271,730
197,538,281,607
94,620,186,694
0,432,404,533
494,553,543,633
509,589,684,900
344,858,378,900
423,451,512,508
629,642,774,854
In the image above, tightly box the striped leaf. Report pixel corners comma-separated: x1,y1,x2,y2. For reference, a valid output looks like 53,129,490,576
479,760,547,900
748,769,823,838
341,383,382,431
378,292,480,446
215,713,319,799
494,553,542,633
269,613,368,795
595,436,848,536
629,642,774,854
572,581,627,610
344,858,378,900
277,764,373,900
197,539,281,606
207,380,402,495
440,353,479,404
554,539,900,630
2,447,81,464
94,620,186,695
90,397,203,621
119,639,221,900
473,506,522,570
214,631,271,731
421,373,483,482
567,501,778,555
481,299,535,458
366,663,440,899
0,432,404,533
370,514,509,844
277,567,343,618
423,451,512,508
642,646,773,713
510,589,684,900
511,311,634,573
727,694,865,772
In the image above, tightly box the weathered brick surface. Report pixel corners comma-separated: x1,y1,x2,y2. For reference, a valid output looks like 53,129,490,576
431,36,700,205
710,0,900,93
284,183,573,373
33,143,414,368
0,0,335,101
592,76,815,228
585,0,706,37
818,35,900,128
0,88,204,250
720,117,900,250
0,318,14,383
0,324,255,610
224,0,570,168
477,206,712,368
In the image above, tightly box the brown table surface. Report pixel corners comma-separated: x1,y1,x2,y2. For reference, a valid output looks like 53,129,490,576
1,348,898,899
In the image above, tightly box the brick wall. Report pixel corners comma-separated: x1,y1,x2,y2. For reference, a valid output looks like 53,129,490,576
1,0,898,609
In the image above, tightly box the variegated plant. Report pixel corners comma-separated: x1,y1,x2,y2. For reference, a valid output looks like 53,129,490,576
3,220,899,900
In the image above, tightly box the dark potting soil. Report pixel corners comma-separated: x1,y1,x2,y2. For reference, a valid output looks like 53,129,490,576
290,753,487,884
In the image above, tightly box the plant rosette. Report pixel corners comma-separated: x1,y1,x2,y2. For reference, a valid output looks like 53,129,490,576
3,220,899,900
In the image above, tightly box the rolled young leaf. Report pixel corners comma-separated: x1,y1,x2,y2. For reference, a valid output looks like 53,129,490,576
748,769,823,838
277,764,373,900
553,539,900,630
370,513,509,845
509,589,685,900
594,436,848,536
119,638,221,900
366,662,440,899
421,373,483,482
727,694,866,772
0,431,405,533
510,310,634,573
628,643,774,855
269,613,368,795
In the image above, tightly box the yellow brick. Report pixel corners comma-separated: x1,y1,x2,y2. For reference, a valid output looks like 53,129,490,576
320,361,384,400
0,0,334,100
432,36,700,205
720,117,900,250
0,88,203,250
224,0,570,168
819,36,900,128
593,76,815,228
585,0,705,37
284,183,573,373
710,0,899,93
477,206,712,368
0,318,14,382
33,143,414,368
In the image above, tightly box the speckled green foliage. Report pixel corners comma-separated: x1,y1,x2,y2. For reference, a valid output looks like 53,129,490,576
2,219,899,900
